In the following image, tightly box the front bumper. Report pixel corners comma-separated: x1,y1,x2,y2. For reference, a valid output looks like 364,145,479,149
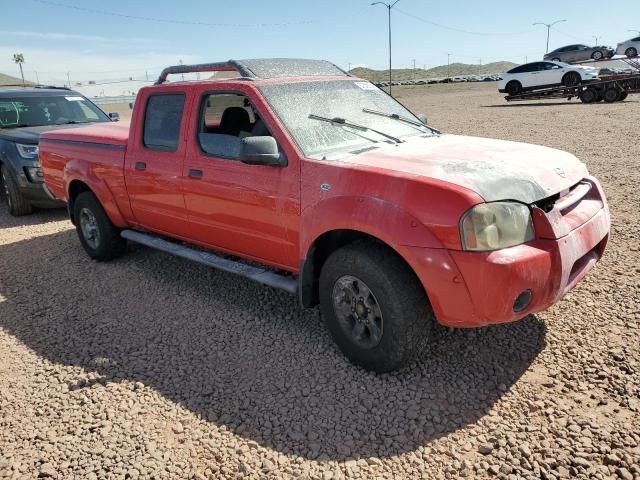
14,164,65,208
403,176,610,328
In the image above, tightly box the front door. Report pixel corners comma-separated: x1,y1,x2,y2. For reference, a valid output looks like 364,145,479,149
181,86,300,270
125,91,191,237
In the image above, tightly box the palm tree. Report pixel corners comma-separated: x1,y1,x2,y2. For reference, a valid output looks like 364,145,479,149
12,53,25,86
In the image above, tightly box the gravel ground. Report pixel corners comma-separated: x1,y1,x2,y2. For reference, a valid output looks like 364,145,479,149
1,83,638,479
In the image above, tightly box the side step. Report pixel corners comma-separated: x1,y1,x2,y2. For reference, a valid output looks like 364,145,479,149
121,229,298,295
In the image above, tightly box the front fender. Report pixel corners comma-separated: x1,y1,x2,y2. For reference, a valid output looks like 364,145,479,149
64,159,128,227
301,195,444,257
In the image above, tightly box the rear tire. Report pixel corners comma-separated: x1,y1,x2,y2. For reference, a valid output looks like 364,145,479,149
319,242,435,372
591,50,604,60
73,191,127,261
505,80,522,96
580,87,598,103
551,57,561,62
1,165,33,216
562,71,581,87
625,47,638,58
603,87,621,103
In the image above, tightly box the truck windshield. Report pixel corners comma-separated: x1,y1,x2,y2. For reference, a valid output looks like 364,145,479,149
259,80,434,158
0,95,110,129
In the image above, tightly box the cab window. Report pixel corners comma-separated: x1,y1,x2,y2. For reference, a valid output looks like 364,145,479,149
143,93,185,152
197,92,272,159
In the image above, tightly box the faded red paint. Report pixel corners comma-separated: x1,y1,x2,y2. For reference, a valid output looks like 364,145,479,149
39,74,611,327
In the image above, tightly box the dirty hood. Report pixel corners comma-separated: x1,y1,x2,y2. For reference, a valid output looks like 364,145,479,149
339,134,589,204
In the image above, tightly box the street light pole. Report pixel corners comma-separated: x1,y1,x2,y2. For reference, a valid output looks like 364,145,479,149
628,29,640,35
533,19,567,53
372,0,400,95
593,35,599,45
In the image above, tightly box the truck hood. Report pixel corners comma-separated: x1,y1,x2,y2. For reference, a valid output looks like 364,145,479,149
0,123,91,144
337,134,588,204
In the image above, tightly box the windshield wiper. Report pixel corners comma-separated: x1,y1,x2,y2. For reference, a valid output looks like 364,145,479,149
362,108,441,134
308,114,402,144
54,121,90,125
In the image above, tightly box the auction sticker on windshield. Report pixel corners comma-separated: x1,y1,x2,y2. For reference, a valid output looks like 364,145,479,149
65,96,85,101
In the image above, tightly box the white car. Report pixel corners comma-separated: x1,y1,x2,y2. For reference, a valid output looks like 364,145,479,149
498,61,599,96
616,36,640,58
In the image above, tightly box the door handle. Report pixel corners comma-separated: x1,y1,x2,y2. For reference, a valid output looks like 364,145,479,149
134,162,146,171
188,169,203,179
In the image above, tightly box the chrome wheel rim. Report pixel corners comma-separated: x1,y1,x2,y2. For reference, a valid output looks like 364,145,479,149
593,51,603,60
332,275,383,349
79,207,100,249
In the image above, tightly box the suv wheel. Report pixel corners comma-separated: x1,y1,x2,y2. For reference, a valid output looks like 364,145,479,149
1,165,33,216
505,80,522,96
73,191,127,261
319,242,435,372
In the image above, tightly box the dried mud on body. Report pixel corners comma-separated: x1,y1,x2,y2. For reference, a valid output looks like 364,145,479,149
1,82,639,479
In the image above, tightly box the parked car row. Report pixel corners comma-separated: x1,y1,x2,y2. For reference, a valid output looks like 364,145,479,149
374,74,501,88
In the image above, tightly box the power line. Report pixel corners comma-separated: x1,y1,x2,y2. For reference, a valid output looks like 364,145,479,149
395,8,533,36
29,0,318,28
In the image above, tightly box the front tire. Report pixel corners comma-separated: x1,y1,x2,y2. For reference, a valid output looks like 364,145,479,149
1,165,33,216
73,192,127,261
505,80,522,96
562,71,581,87
625,47,638,58
319,242,435,372
591,50,604,60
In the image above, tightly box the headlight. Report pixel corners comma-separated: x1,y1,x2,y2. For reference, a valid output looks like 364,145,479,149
460,202,534,251
16,143,39,159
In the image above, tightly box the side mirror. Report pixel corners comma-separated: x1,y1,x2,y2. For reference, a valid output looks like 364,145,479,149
239,136,287,167
417,113,428,125
109,112,120,122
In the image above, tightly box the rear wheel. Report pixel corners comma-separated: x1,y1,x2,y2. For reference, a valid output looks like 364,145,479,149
603,87,621,103
551,57,561,62
562,71,581,87
625,47,638,58
580,87,598,103
73,191,127,261
505,80,522,96
319,242,435,372
1,165,33,216
591,50,604,60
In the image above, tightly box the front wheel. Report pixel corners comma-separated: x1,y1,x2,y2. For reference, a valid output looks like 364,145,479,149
505,81,522,96
73,192,127,261
625,47,638,58
591,50,604,60
1,165,32,216
319,243,435,372
562,71,581,87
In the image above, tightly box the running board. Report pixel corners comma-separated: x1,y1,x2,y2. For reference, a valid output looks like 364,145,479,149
121,229,298,295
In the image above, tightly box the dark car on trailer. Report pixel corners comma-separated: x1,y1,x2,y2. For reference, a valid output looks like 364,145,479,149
0,85,117,216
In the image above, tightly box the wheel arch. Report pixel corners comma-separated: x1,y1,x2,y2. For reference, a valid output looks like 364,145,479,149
67,179,92,224
299,229,429,308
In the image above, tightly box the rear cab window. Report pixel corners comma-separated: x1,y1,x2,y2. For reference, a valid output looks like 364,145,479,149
143,94,185,151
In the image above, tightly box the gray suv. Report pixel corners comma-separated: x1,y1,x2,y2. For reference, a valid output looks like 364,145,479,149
544,44,615,63
0,86,115,216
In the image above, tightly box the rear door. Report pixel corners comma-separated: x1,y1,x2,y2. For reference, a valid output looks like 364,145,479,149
124,90,192,237
181,84,300,270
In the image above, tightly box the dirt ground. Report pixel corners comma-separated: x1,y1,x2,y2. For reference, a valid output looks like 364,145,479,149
1,82,638,479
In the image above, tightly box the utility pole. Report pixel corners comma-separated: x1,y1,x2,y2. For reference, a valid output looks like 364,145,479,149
372,0,400,95
34,71,39,85
447,53,451,80
593,35,599,45
348,62,352,73
533,19,567,53
66,71,71,88
479,58,482,75
412,58,416,79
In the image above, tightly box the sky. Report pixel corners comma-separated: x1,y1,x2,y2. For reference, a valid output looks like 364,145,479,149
1,0,638,96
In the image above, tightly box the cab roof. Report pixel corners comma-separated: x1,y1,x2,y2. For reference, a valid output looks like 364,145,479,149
0,85,75,98
156,58,351,84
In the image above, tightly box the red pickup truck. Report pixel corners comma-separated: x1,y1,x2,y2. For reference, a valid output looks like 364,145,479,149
40,59,610,372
